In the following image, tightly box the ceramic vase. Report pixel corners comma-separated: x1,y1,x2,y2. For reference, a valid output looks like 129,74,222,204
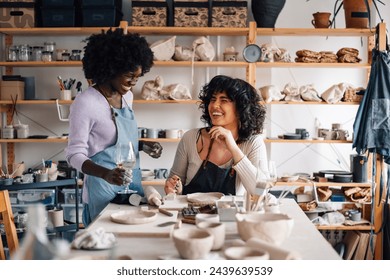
251,0,286,28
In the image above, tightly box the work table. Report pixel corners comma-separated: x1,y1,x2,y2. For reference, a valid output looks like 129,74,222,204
69,198,341,260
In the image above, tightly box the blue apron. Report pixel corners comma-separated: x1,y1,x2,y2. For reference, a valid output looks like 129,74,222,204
82,100,143,226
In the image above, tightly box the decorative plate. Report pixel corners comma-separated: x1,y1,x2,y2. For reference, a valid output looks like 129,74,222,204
242,44,262,63
110,209,157,225
187,192,224,204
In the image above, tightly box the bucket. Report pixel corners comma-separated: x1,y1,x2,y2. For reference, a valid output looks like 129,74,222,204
343,0,372,28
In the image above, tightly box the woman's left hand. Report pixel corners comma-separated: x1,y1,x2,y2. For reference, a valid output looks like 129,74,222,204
208,126,237,150
142,141,163,158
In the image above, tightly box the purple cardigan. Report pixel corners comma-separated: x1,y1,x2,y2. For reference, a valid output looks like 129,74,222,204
65,86,133,171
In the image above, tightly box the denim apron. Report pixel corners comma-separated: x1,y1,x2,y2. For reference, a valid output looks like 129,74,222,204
82,100,143,226
182,138,236,195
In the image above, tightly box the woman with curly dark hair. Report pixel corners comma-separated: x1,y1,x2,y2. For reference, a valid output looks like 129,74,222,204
164,75,269,197
65,28,162,226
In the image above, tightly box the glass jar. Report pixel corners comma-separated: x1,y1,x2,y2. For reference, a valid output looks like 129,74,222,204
70,49,82,61
32,46,43,61
42,51,52,62
18,44,29,61
6,45,18,62
2,125,15,139
55,49,68,61
62,52,70,61
43,41,56,53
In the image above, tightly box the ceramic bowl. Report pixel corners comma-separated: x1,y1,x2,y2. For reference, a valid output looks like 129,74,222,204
172,228,214,259
224,246,270,260
235,212,294,245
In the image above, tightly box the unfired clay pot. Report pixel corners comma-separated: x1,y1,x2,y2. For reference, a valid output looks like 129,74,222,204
196,221,226,251
172,228,214,259
235,212,293,245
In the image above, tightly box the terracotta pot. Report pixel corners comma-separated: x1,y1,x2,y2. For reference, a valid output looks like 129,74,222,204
343,0,372,28
312,12,332,29
251,0,286,28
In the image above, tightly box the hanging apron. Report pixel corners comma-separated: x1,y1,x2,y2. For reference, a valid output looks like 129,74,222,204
82,101,143,226
182,138,236,195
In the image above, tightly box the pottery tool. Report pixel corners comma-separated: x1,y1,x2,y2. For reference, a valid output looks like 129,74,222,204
158,208,173,217
181,218,196,225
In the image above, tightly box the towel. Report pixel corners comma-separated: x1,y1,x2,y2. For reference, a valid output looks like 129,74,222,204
71,227,116,250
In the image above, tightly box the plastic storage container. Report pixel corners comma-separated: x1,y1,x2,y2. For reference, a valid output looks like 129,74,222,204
61,188,82,204
62,204,83,224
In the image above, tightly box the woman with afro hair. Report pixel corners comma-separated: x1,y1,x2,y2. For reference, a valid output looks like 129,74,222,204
66,28,162,226
164,75,270,198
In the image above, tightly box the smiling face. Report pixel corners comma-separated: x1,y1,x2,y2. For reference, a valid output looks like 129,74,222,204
111,66,142,96
208,91,238,130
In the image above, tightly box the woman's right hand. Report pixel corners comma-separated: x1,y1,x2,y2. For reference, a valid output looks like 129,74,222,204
164,175,182,194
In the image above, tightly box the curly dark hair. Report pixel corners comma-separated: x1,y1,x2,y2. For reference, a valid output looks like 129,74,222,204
199,75,266,143
82,28,154,84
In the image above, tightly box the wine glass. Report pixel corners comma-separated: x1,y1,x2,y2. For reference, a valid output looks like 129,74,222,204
268,160,278,184
116,142,137,194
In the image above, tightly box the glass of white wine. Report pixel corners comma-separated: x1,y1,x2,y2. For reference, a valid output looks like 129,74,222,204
116,141,137,194
268,160,278,184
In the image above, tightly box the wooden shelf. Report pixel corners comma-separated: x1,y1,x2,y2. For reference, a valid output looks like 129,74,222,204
0,100,198,105
139,138,181,143
265,139,353,144
266,101,361,105
0,138,68,143
141,180,165,186
0,27,373,37
255,62,370,68
256,27,374,37
275,181,371,187
316,224,373,231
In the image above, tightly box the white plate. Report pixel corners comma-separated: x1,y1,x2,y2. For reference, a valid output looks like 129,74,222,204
187,192,224,204
110,209,157,225
242,44,261,62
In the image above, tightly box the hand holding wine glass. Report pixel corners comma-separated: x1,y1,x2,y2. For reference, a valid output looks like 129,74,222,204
116,141,137,194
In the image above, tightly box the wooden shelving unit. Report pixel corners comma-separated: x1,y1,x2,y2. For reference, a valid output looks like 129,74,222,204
0,21,386,259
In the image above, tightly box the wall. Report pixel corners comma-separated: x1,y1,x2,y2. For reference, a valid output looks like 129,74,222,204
2,0,390,178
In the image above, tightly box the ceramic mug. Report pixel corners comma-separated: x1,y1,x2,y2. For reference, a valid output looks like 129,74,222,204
165,129,183,139
154,168,168,179
312,12,332,28
60,89,72,100
347,210,361,222
146,128,159,139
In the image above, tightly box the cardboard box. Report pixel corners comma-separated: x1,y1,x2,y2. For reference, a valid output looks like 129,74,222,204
0,80,25,100
174,0,209,27
211,0,247,27
132,0,170,27
0,2,35,28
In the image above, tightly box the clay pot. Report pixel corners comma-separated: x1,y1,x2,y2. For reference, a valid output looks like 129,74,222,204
172,228,214,259
196,221,226,251
251,0,286,28
312,12,332,28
